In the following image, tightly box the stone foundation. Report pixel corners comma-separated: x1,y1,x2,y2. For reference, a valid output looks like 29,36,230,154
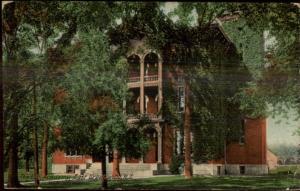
225,164,268,175
192,164,225,175
52,163,159,178
53,163,268,176
52,163,87,174
192,164,268,176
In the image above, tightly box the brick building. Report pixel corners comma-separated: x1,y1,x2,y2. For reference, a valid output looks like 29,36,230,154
52,19,271,177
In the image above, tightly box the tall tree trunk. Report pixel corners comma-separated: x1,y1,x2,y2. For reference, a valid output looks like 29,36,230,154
0,26,3,190
4,2,22,188
41,123,49,178
224,139,227,175
7,112,21,188
184,82,192,179
101,149,108,189
32,76,40,187
112,149,121,178
25,157,30,174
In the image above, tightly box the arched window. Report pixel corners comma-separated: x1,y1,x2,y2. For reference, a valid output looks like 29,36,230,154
144,52,159,76
127,54,140,78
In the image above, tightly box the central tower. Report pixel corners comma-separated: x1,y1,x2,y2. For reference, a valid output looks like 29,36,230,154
125,38,163,164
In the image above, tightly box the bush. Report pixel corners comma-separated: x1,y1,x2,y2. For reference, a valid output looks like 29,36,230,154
169,154,183,174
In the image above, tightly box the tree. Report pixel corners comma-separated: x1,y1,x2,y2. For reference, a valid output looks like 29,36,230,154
17,2,78,179
93,112,128,180
3,2,79,187
58,29,148,189
3,2,28,187
222,3,300,129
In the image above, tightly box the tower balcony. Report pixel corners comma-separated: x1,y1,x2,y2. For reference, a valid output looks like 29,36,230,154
144,75,158,82
127,113,163,124
128,77,140,88
128,75,159,88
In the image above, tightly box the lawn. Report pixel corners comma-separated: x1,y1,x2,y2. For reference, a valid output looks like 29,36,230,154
18,175,300,190
269,165,300,175
4,169,73,183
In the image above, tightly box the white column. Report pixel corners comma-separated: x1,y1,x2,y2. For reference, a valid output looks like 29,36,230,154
123,99,126,114
176,130,181,155
158,60,163,115
173,128,176,153
140,58,144,114
122,156,126,164
156,124,162,164
139,155,144,164
105,145,109,164
145,95,149,114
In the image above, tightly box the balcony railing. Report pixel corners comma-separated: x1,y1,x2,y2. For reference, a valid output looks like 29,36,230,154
128,77,140,83
144,75,158,82
128,75,158,83
127,113,160,121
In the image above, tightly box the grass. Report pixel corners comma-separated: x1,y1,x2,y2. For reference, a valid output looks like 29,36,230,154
4,169,73,183
269,165,300,175
19,175,300,190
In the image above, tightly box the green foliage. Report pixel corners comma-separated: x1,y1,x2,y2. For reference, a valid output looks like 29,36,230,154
232,82,268,118
161,80,182,126
64,29,127,105
222,4,300,119
222,18,264,79
169,154,184,174
58,28,147,159
58,29,125,154
93,112,126,150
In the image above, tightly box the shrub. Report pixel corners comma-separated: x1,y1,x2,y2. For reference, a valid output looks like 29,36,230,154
169,154,183,174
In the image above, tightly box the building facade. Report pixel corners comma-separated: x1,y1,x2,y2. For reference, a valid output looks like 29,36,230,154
52,24,270,177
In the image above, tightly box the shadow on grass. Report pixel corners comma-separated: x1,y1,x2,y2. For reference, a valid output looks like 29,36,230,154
30,175,300,190
108,175,300,190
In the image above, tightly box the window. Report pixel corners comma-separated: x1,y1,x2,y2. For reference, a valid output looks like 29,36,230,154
66,165,79,173
177,76,184,84
239,119,245,145
240,166,245,175
239,135,245,145
178,86,185,112
65,150,82,157
65,150,74,156
217,166,221,175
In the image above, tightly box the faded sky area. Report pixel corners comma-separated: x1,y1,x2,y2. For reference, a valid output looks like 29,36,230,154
267,108,300,147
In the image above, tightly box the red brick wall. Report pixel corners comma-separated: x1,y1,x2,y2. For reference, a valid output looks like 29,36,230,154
226,143,246,164
52,128,92,164
52,150,92,164
52,118,266,165
226,117,267,164
162,125,174,164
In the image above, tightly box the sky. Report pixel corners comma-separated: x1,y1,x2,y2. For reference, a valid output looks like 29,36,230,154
267,108,300,147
